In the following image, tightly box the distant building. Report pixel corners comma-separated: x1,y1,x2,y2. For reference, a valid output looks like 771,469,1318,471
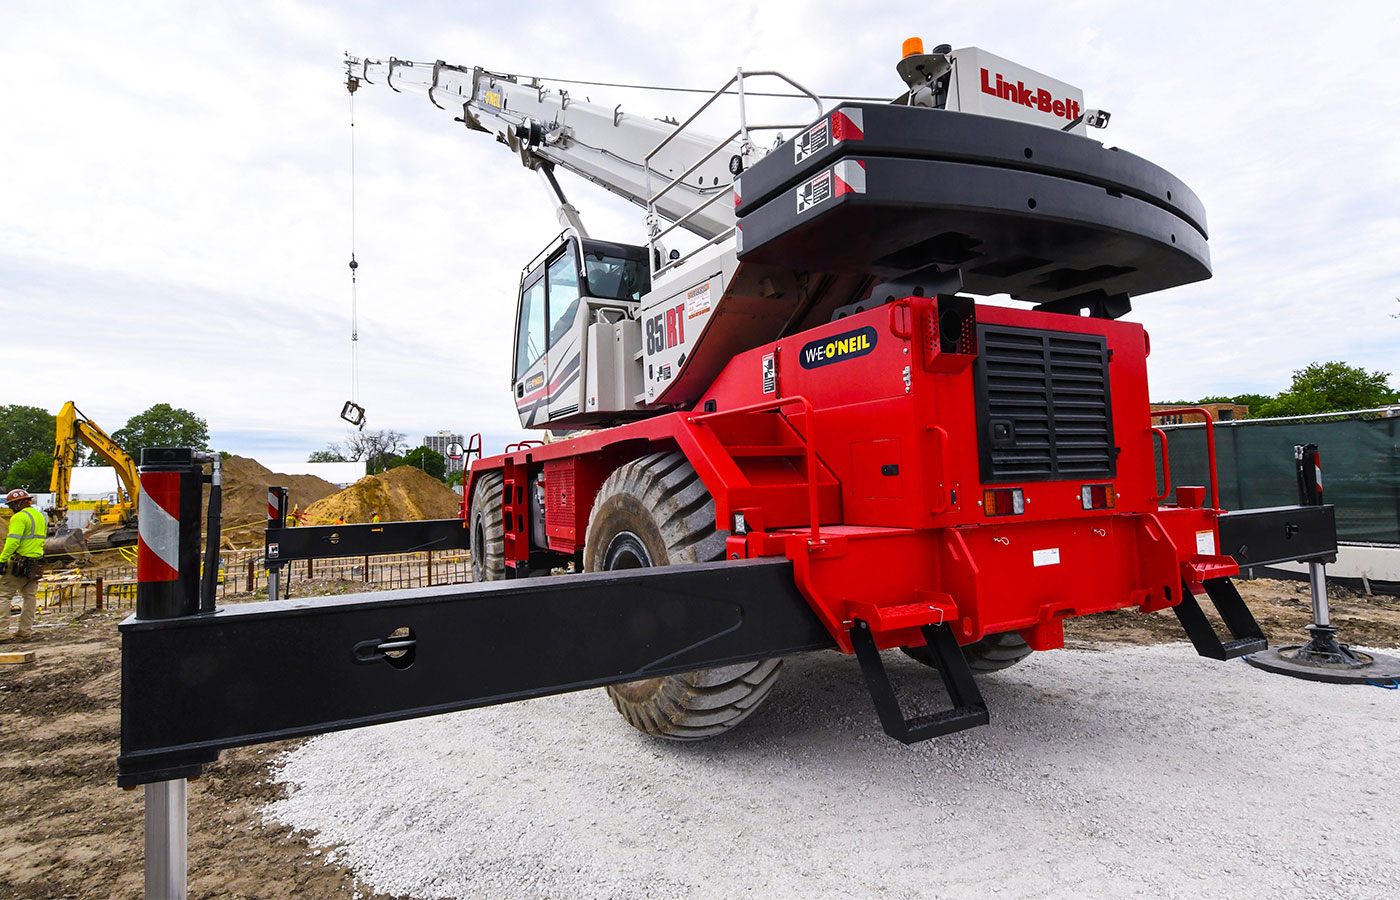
1150,403,1249,426
424,430,466,473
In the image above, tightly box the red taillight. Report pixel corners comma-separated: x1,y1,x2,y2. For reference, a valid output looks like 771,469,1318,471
1081,483,1115,510
982,488,1024,517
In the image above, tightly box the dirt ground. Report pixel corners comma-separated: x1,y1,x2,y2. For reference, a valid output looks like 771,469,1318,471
0,587,414,900
213,456,342,549
1062,575,1400,648
304,467,462,525
1,576,1396,899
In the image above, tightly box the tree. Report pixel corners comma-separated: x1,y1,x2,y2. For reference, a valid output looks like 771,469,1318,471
308,448,347,463
1197,393,1272,416
1258,361,1398,418
4,451,53,492
399,446,446,480
113,404,210,460
326,429,408,473
371,452,404,475
0,405,56,479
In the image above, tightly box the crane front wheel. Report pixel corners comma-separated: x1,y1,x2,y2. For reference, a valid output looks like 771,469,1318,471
584,451,783,741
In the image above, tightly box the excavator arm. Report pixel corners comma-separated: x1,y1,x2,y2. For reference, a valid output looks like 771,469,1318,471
50,402,139,530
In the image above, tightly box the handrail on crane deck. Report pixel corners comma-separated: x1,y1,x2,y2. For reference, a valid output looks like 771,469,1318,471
1151,406,1219,510
645,69,823,279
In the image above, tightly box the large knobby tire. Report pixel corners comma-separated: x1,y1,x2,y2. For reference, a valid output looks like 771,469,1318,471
902,630,1033,673
584,450,783,740
469,471,506,582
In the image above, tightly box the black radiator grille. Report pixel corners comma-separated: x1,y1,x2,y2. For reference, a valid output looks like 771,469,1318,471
974,324,1115,483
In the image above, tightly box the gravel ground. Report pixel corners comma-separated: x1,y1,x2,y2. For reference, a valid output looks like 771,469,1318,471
267,643,1400,900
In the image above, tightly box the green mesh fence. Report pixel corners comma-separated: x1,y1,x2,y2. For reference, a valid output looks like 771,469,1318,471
1159,416,1400,544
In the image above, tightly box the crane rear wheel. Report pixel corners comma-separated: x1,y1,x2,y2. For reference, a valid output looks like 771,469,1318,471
902,630,1033,673
468,471,506,582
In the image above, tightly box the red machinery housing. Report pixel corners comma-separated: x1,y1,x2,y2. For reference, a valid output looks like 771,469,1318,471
466,294,1235,658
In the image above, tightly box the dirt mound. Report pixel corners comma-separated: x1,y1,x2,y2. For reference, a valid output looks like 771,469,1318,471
304,465,462,525
214,456,341,547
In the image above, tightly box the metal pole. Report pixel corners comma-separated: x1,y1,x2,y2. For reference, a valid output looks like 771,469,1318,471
268,569,280,603
1308,561,1330,628
145,779,187,899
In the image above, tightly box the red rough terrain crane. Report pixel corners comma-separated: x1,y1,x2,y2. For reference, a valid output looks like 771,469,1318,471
120,41,1338,786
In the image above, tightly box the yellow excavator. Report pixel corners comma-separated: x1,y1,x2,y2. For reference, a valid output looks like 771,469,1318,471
46,402,141,555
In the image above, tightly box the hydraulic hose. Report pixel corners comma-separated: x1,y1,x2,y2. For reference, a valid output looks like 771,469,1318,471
196,452,222,612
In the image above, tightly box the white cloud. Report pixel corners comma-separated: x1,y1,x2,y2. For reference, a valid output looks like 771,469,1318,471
2,0,1397,458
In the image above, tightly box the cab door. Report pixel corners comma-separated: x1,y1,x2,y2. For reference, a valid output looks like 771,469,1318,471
543,247,585,420
512,268,549,428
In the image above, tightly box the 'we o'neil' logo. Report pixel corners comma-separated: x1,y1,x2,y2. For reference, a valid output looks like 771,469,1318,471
799,326,878,369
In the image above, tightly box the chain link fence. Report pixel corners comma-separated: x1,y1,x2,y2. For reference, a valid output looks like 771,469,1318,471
1159,410,1400,544
36,547,472,614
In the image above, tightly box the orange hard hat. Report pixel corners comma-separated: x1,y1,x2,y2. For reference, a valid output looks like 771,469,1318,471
5,488,33,504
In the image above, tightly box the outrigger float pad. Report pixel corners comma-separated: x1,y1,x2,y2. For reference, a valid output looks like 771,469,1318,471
734,104,1210,308
1246,626,1400,686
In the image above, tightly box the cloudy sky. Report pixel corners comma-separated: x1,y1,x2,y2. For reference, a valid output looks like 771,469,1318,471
3,1,1397,460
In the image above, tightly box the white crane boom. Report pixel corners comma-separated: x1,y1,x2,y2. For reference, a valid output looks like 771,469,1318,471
349,56,746,240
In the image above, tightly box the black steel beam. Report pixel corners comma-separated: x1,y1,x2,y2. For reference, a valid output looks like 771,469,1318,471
1218,504,1337,569
118,558,834,786
265,518,469,566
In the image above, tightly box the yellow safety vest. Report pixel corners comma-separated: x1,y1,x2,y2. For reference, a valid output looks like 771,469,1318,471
1,506,46,562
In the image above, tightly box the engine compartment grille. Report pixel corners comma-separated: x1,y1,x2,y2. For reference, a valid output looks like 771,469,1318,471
974,324,1115,483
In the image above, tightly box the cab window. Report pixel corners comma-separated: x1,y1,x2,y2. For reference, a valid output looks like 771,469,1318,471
547,253,581,348
583,249,649,301
515,277,546,380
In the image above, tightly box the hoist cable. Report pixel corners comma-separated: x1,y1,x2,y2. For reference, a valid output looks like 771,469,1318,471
366,59,891,103
530,74,890,103
348,76,361,406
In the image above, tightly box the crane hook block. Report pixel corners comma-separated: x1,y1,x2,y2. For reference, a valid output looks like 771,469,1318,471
340,401,366,430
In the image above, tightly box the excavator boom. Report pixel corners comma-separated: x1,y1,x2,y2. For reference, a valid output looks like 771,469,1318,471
49,402,140,550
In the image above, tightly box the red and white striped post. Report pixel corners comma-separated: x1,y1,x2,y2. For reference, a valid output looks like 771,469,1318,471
136,450,203,621
265,487,288,601
134,447,212,900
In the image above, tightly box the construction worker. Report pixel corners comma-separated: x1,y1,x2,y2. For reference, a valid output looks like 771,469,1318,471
0,489,46,642
334,515,346,526
370,510,381,524
290,504,301,527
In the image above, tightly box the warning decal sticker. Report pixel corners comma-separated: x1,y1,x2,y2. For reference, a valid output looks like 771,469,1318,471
797,170,832,213
686,281,713,319
795,118,829,163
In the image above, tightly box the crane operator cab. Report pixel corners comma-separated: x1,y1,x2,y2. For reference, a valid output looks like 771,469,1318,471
512,234,650,428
